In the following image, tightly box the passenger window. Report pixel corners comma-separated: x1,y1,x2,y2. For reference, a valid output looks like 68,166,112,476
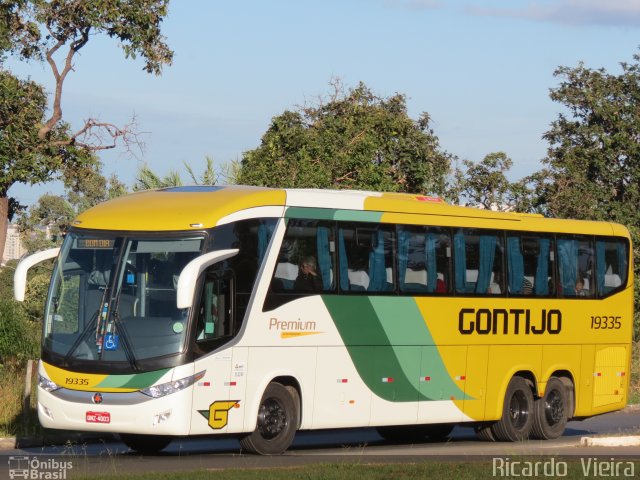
269,219,336,293
595,238,628,297
454,229,504,295
338,223,395,293
397,225,450,294
557,236,594,298
506,235,555,296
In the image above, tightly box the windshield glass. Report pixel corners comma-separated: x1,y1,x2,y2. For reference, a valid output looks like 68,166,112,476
44,232,204,364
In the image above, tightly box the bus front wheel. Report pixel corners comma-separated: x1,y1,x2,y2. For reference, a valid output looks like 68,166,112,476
240,382,299,455
531,377,570,440
491,376,534,442
120,434,172,454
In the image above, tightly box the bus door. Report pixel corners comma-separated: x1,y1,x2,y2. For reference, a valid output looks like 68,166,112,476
190,269,236,434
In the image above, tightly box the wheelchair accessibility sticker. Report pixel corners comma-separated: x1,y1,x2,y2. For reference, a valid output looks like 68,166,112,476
104,333,119,351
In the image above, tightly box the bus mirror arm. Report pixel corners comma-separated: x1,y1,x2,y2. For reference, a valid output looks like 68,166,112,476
176,249,239,309
14,247,61,302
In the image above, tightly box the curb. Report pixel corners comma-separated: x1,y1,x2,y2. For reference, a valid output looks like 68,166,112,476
580,435,640,447
0,438,15,449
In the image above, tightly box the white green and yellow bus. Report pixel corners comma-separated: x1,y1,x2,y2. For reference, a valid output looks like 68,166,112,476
14,186,633,454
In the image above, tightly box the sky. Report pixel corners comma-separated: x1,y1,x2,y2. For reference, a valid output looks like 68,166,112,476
7,0,640,206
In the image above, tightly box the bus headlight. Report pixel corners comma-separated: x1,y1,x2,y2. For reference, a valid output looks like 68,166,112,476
140,371,206,398
38,374,60,392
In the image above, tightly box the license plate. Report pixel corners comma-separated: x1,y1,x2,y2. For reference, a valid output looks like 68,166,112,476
86,411,111,423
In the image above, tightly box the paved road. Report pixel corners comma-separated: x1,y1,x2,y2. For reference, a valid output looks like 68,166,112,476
2,408,639,477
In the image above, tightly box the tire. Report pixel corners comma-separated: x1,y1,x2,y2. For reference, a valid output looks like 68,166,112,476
240,382,299,455
531,377,570,440
120,434,172,454
474,424,496,442
490,376,534,442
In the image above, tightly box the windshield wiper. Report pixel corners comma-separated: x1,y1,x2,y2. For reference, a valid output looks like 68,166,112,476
62,310,99,367
103,306,139,371
92,237,139,371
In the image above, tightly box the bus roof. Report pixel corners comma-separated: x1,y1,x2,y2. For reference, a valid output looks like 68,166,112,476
71,185,628,237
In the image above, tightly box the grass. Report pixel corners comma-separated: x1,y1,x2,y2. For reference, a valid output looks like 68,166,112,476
630,341,640,404
66,461,639,480
0,362,40,438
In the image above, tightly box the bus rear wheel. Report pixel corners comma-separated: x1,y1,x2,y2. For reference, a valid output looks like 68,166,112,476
120,434,172,454
531,377,570,440
240,382,299,455
491,376,534,442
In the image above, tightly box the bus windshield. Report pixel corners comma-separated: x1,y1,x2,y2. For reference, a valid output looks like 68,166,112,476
43,232,205,365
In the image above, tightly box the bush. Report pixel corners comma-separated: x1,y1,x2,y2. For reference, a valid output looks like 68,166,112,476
0,299,40,367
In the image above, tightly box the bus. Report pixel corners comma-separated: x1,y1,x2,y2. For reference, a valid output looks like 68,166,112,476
14,185,633,454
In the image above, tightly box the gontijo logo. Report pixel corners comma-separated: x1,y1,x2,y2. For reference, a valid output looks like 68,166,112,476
458,308,562,335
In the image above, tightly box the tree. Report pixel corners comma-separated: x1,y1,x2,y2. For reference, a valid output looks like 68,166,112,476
446,152,545,213
541,51,640,337
0,1,40,61
455,152,514,210
0,0,173,258
237,81,452,195
19,161,128,252
63,159,127,213
4,0,172,146
133,156,229,191
134,164,183,190
0,69,89,257
19,193,73,251
542,54,640,225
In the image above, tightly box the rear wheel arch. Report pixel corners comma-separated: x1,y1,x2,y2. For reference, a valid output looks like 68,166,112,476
514,370,537,394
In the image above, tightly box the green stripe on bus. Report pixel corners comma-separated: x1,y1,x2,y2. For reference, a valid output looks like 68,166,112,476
285,207,337,220
334,210,383,222
370,297,469,400
322,296,423,401
322,296,469,402
285,207,383,223
97,368,170,389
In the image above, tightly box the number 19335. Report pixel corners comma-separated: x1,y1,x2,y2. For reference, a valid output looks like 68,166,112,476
591,316,621,329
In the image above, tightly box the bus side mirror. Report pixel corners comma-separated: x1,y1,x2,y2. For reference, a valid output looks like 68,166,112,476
14,247,61,302
176,249,239,309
